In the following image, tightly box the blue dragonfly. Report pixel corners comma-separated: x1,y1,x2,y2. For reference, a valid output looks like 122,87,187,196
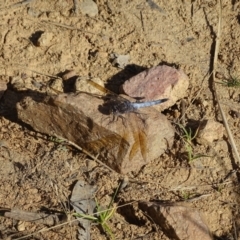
87,79,168,162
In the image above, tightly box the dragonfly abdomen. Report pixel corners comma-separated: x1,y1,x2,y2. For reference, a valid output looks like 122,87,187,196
131,98,168,109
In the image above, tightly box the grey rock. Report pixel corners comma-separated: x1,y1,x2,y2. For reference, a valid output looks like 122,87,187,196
80,0,98,17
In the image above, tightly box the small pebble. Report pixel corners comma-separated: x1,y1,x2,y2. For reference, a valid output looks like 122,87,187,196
196,119,224,145
110,53,130,68
62,70,76,81
48,78,63,93
80,0,98,17
37,32,54,47
17,221,26,231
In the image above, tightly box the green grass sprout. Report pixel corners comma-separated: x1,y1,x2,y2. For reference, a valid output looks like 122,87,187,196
219,74,240,87
73,184,120,239
177,123,208,162
181,191,191,200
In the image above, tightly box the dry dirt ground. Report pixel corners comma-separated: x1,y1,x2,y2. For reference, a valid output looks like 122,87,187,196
0,0,240,239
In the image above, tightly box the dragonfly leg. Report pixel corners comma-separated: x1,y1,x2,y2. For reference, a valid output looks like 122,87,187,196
102,113,127,127
132,111,147,128
101,115,112,126
117,115,127,127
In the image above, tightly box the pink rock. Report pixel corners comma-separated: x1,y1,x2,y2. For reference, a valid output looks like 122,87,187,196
121,65,189,111
139,201,212,240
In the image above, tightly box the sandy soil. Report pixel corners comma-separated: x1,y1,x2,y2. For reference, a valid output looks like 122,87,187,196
0,0,240,239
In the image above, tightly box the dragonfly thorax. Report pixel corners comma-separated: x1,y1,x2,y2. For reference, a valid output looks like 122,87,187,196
109,100,134,115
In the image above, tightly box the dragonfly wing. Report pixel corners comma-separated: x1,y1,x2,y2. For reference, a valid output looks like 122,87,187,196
116,130,129,166
129,136,139,161
87,78,135,103
87,78,118,97
128,113,148,161
138,129,148,161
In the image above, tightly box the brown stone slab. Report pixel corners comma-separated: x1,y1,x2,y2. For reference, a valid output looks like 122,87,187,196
17,92,174,174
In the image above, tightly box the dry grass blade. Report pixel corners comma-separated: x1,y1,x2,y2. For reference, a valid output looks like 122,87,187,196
4,209,63,226
41,20,102,36
13,201,136,240
0,0,36,10
212,0,240,164
55,135,117,174
5,63,61,79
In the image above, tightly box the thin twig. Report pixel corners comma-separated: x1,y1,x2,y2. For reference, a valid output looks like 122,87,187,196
185,193,212,202
14,219,79,240
9,64,61,79
233,216,238,240
4,209,63,226
14,201,137,240
56,136,118,174
41,20,102,36
179,70,213,123
170,180,233,191
212,0,240,164
140,11,144,32
0,0,36,10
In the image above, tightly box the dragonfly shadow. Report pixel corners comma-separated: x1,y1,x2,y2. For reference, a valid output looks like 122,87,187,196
98,98,113,115
105,62,178,93
105,64,147,93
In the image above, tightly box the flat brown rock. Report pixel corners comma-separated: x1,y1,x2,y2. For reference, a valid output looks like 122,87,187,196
139,201,212,240
121,65,189,111
17,93,174,174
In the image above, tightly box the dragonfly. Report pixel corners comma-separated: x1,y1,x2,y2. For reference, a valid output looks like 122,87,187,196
87,78,168,116
87,78,168,163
